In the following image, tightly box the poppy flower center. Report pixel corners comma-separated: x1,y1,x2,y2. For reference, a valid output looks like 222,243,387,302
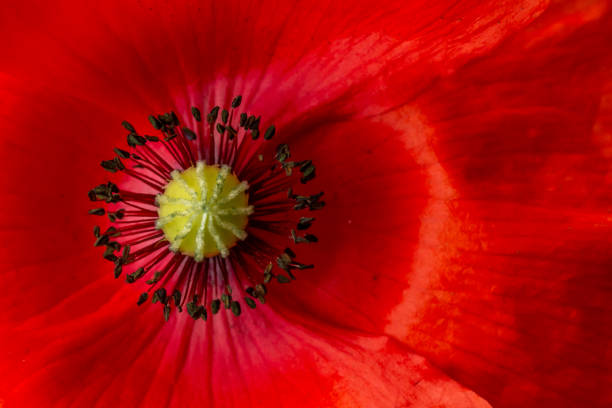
156,162,253,260
88,96,323,322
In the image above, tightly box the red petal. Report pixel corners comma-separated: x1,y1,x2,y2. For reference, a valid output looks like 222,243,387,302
383,2,612,407
0,0,548,338
1,288,491,407
0,75,129,324
0,0,586,406
1,0,546,119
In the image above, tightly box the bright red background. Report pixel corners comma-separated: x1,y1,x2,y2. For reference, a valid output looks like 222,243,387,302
1,0,611,407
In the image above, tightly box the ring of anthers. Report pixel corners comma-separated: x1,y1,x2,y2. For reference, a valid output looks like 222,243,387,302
88,96,323,321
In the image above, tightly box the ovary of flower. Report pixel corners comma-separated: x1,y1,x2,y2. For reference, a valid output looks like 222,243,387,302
155,161,254,261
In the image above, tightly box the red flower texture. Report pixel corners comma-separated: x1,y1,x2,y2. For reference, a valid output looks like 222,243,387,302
1,0,611,407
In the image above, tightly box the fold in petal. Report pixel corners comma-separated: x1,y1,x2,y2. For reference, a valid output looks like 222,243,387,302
383,2,612,407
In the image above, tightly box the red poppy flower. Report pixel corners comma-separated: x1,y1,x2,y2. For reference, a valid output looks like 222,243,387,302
1,0,611,407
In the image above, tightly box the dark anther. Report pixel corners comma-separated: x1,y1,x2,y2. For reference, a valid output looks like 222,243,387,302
239,112,247,127
127,133,147,147
101,159,119,173
281,161,295,176
108,209,125,222
152,288,168,304
250,116,261,131
182,127,197,141
292,230,317,244
264,125,276,140
275,144,290,162
221,109,229,124
276,274,291,283
113,148,130,159
251,129,260,140
293,192,325,210
108,194,121,203
103,246,118,262
246,115,256,128
172,290,181,309
126,267,145,283
263,272,273,283
107,241,121,251
146,271,162,285
145,135,160,142
216,123,226,134
304,234,319,243
190,304,205,320
304,234,318,243
88,208,105,216
121,245,130,263
89,187,107,201
300,163,316,184
207,106,220,124
291,229,306,244
163,304,171,322
211,299,221,314
221,293,231,309
170,111,179,126
297,217,315,230
137,292,148,306
231,301,241,316
108,182,119,193
186,298,199,318
227,126,237,140
254,283,267,297
159,111,179,127
293,262,314,270
103,226,120,237
245,297,256,309
231,95,242,108
113,157,125,171
298,160,312,171
262,263,273,283
94,235,109,247
191,107,202,122
121,121,136,133
113,263,122,278
93,225,101,238
148,115,162,130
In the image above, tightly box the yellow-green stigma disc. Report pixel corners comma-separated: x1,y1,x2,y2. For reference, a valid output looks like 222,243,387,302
156,161,253,261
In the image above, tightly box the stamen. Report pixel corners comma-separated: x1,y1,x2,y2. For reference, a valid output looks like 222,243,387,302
88,97,322,323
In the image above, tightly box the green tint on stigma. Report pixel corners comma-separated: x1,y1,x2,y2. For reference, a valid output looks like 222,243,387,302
156,161,253,261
